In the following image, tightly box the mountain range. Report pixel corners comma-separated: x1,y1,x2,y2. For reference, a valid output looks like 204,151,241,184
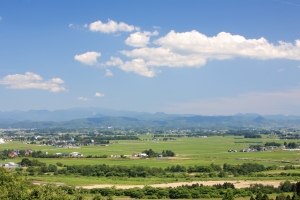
1,107,300,129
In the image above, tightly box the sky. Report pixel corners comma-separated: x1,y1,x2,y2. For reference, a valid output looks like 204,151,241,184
0,0,300,115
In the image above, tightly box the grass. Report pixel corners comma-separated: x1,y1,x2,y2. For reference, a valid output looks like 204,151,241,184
2,136,300,185
2,136,300,167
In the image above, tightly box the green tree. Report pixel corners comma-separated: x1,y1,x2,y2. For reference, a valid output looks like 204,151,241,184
222,189,234,200
277,194,287,200
256,191,263,200
92,194,103,200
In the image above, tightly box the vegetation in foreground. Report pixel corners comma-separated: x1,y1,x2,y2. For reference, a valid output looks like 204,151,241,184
2,167,300,200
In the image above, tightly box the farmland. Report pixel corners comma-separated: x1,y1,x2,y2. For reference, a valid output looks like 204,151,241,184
2,135,300,186
1,135,300,167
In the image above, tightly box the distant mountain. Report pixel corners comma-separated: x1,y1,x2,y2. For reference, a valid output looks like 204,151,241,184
1,108,300,129
0,107,191,123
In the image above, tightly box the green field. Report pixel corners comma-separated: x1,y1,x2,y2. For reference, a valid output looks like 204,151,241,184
2,135,300,186
1,136,299,167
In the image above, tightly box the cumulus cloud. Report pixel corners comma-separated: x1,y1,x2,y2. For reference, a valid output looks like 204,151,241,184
74,52,101,66
163,88,300,115
125,31,159,47
121,47,206,68
76,30,300,77
119,58,158,77
95,92,105,97
89,19,140,33
102,56,123,67
105,69,113,76
77,97,91,101
118,31,300,77
155,31,300,60
0,72,66,92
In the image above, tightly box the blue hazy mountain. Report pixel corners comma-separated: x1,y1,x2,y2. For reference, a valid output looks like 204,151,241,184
1,108,300,128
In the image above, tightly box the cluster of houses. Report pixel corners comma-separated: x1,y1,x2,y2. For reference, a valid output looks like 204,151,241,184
240,147,268,152
2,149,84,158
7,149,34,158
228,145,288,153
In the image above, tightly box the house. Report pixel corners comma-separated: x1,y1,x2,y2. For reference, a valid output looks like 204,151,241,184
1,162,19,168
137,153,148,157
8,153,17,158
70,152,83,157
8,162,18,166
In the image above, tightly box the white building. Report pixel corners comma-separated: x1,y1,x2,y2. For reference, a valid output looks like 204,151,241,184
70,152,83,157
0,138,4,144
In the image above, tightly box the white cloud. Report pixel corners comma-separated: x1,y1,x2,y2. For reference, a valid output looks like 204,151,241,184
51,78,64,84
155,31,300,60
95,92,105,97
74,52,101,66
125,31,159,47
89,19,140,33
119,58,158,77
77,97,91,101
69,23,74,28
163,89,300,115
76,30,300,77
102,56,123,67
121,47,206,68
0,16,2,21
105,69,113,77
118,31,300,77
0,72,66,92
153,26,161,29
278,68,285,72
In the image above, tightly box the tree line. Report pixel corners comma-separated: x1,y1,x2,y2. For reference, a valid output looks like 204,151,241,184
19,159,275,178
1,168,300,200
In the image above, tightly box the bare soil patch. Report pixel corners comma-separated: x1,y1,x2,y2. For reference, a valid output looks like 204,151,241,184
80,180,283,189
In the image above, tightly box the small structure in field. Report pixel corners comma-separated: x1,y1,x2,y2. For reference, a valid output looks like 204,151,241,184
69,152,83,157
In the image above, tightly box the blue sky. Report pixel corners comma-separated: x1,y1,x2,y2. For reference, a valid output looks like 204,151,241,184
0,0,300,115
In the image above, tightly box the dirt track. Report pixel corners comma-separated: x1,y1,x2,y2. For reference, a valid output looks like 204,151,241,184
80,180,284,189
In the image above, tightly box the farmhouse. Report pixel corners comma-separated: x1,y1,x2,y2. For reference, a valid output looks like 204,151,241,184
0,162,19,168
138,153,148,157
69,152,83,157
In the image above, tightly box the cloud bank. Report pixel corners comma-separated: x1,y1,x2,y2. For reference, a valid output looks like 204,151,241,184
75,20,300,77
119,31,300,77
0,72,66,92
